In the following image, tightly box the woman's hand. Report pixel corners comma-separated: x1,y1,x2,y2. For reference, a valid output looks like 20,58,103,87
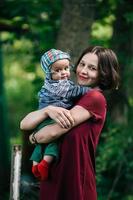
20,105,74,131
29,133,34,144
28,105,92,144
45,106,74,129
29,132,37,144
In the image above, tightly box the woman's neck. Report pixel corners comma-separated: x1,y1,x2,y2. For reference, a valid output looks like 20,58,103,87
92,86,100,90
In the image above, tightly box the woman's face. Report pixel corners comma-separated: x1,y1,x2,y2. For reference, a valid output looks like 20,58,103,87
76,53,99,87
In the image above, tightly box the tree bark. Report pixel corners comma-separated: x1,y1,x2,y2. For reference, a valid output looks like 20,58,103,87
56,0,96,61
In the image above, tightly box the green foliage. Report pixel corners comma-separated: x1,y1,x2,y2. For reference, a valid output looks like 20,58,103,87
0,0,62,53
96,116,133,199
91,14,115,47
0,1,62,197
94,1,133,199
1,0,62,137
0,0,133,199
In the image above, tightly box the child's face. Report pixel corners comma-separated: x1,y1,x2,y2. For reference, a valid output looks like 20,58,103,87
51,59,71,80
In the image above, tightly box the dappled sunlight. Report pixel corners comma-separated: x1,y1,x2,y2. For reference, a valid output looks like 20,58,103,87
0,0,132,199
13,38,33,51
91,15,115,40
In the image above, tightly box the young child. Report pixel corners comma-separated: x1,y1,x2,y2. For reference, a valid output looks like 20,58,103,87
30,49,91,181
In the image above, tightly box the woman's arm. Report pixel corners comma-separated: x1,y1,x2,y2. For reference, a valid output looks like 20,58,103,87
20,109,48,130
20,106,75,130
31,105,92,144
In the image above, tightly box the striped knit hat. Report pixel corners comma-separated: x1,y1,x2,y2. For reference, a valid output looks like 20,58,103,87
41,49,71,74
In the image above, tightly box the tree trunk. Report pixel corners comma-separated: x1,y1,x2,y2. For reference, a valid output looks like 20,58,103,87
56,0,96,61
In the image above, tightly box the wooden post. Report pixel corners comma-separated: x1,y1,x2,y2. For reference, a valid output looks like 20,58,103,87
10,145,22,200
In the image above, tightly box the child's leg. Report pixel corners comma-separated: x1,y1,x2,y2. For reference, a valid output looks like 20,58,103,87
44,141,59,160
37,141,59,181
30,144,43,178
43,155,54,163
37,157,51,181
30,118,58,180
30,144,43,163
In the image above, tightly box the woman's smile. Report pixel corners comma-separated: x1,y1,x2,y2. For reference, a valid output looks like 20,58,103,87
78,75,88,80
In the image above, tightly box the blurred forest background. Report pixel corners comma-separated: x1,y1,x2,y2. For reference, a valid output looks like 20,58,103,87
0,0,133,199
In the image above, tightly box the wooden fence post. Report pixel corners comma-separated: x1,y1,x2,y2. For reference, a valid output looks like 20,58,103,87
10,145,22,200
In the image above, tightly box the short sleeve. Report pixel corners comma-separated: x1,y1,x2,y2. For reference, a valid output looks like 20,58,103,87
76,90,107,121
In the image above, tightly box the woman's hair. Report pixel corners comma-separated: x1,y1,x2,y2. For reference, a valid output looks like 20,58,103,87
75,46,120,90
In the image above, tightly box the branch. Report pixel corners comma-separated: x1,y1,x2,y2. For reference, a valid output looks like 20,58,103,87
0,22,29,34
107,160,123,200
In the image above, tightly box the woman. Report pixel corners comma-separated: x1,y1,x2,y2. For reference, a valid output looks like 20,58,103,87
20,46,120,200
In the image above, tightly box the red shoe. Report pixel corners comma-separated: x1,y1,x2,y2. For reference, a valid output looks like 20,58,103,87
38,160,49,181
32,165,41,180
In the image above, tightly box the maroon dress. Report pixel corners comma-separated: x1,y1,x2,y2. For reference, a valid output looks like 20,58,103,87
40,90,107,200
